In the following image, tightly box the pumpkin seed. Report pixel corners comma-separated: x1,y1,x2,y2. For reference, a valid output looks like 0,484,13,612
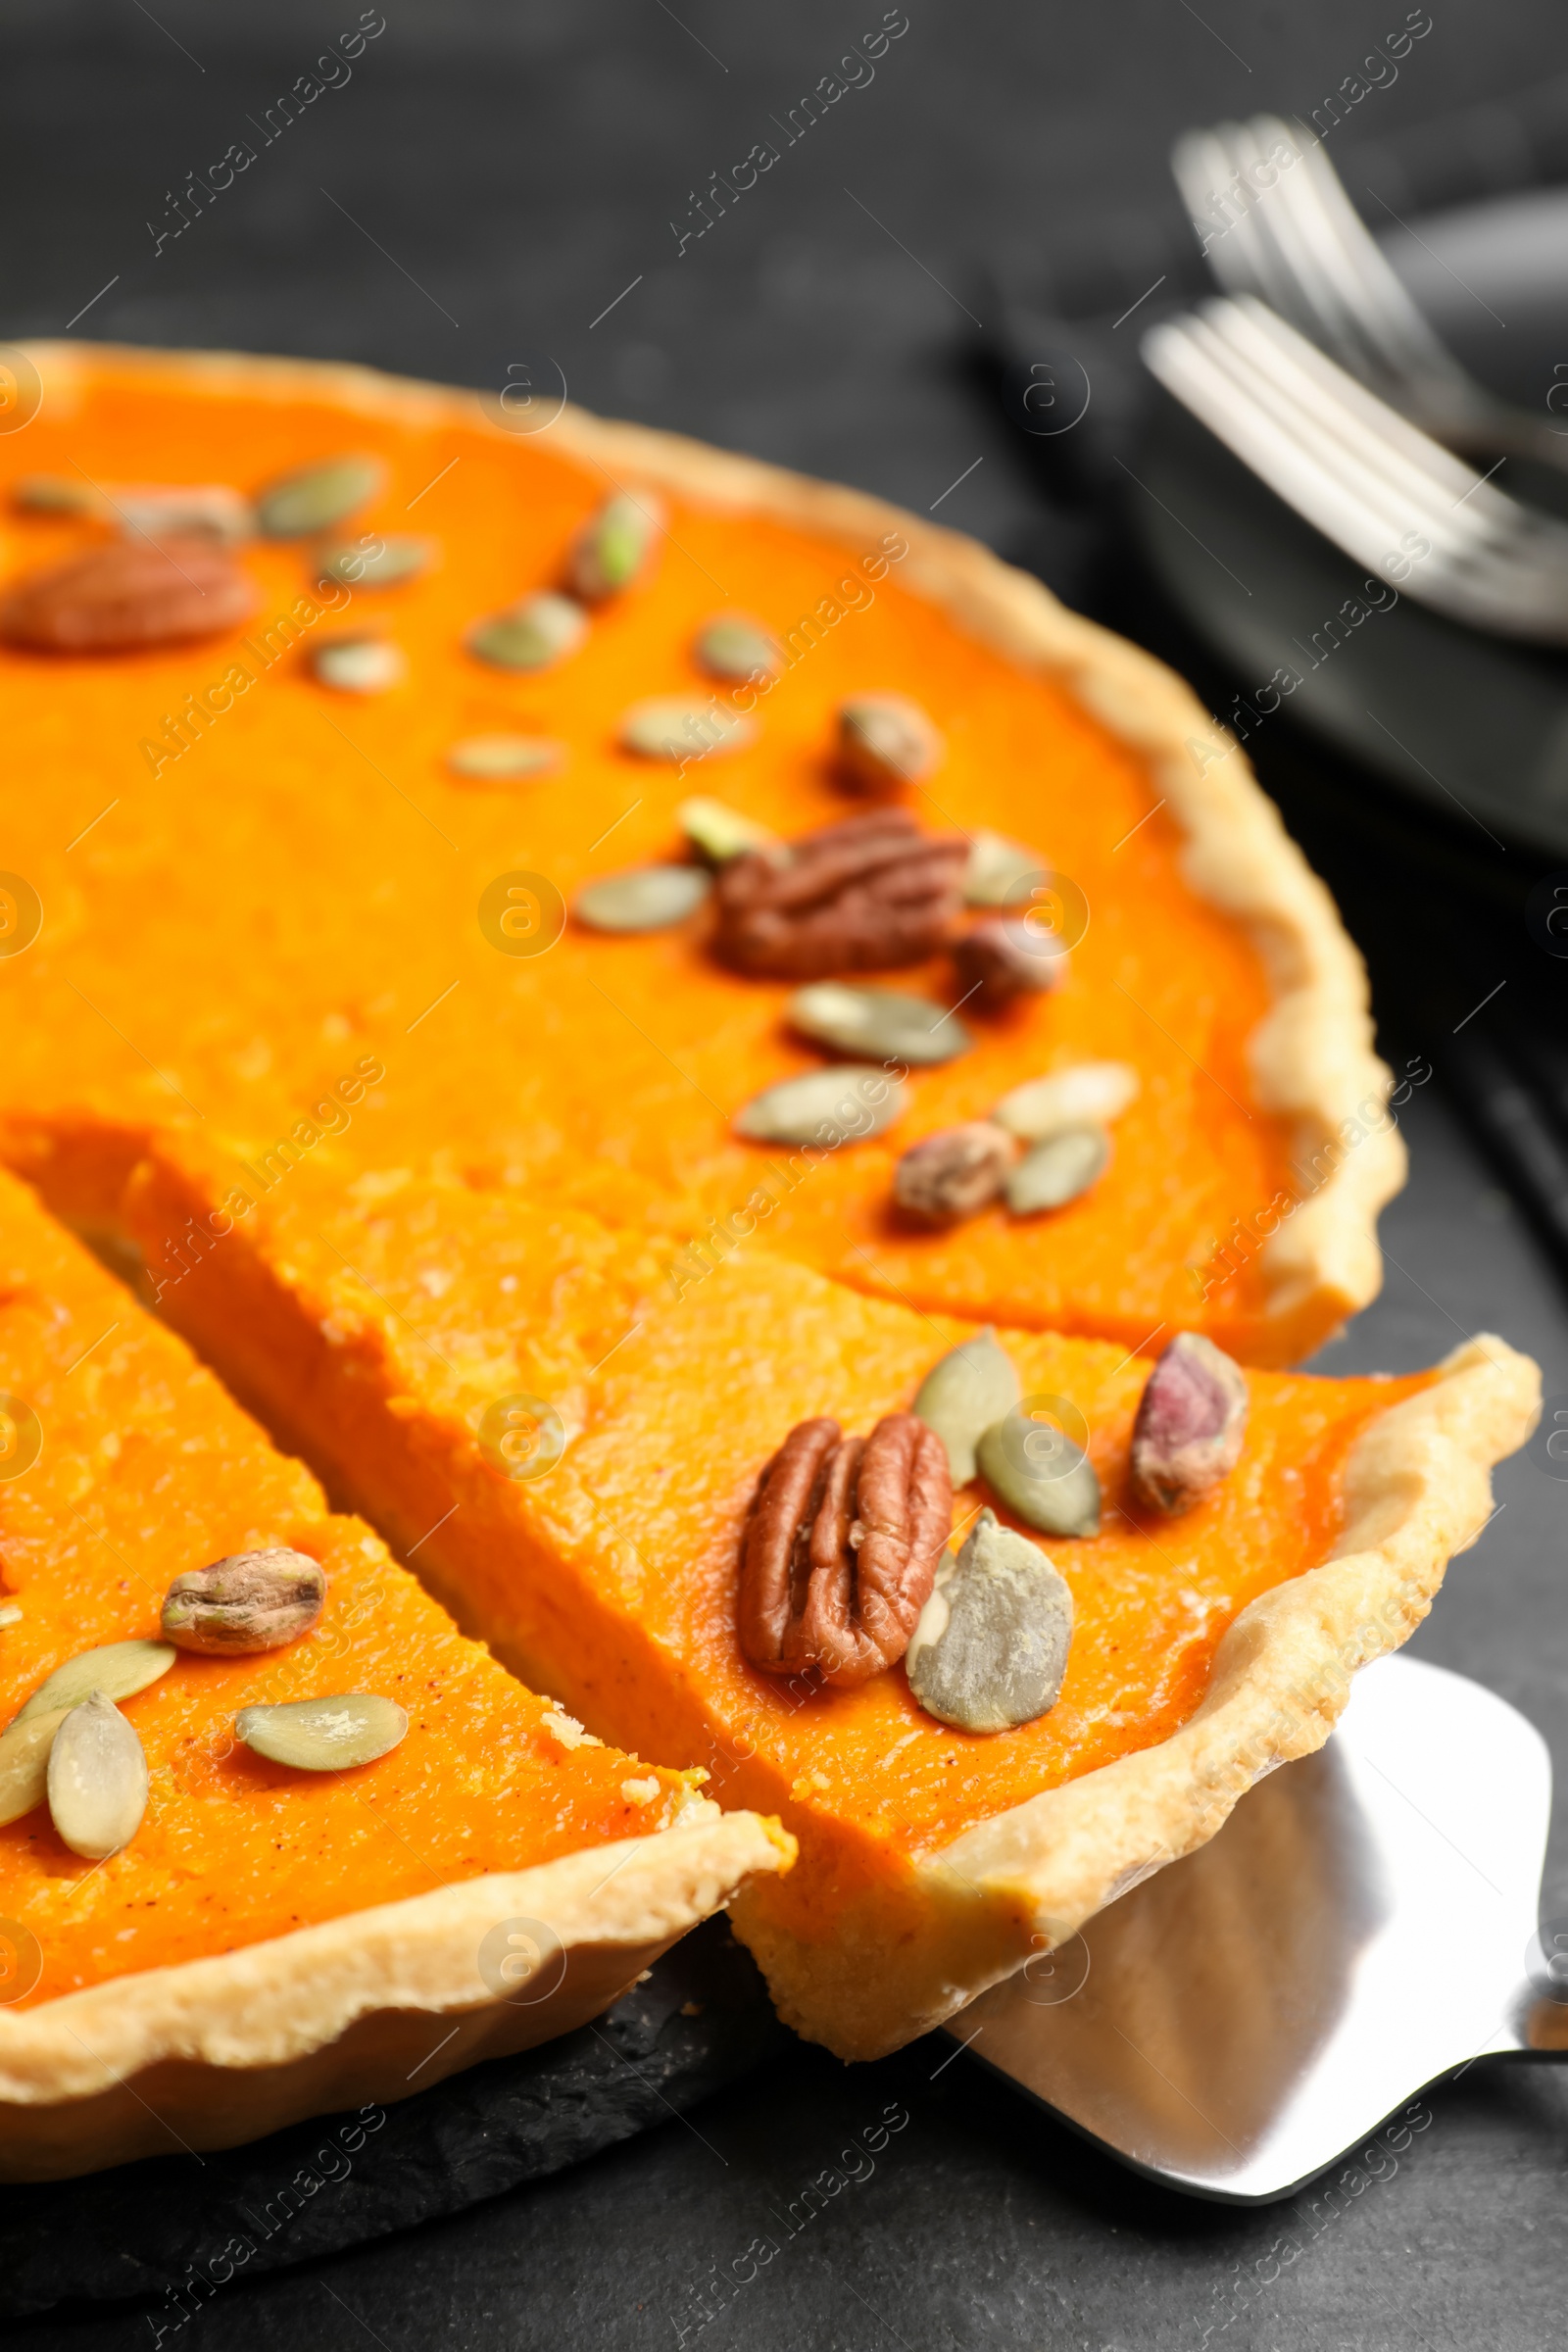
568,491,661,600
964,830,1042,906
620,698,756,762
13,474,98,514
0,1602,20,1627
162,1547,327,1655
913,1329,1021,1486
447,734,564,782
994,1061,1140,1141
735,1065,906,1148
257,455,386,539
236,1691,409,1771
0,1704,69,1828
788,982,972,1067
116,484,254,543
837,695,943,792
694,615,783,682
14,1639,175,1727
312,637,406,694
316,534,432,589
468,591,587,672
575,864,711,933
678,796,773,864
47,1692,148,1859
906,1509,1073,1733
977,1410,1101,1537
1005,1125,1110,1216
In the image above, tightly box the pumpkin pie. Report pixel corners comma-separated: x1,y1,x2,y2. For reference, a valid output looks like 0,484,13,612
115,1140,1537,2060
0,343,1535,2075
0,1164,790,2178
0,341,1400,1366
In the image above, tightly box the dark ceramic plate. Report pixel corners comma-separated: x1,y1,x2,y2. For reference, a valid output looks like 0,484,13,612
1128,188,1568,858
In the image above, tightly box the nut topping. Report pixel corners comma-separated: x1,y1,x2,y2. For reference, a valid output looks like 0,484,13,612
906,1509,1073,1734
47,1691,148,1860
894,1122,1015,1223
836,695,943,795
0,534,258,652
738,1412,952,1687
162,1547,327,1654
952,913,1069,1009
712,809,967,980
1130,1333,1250,1514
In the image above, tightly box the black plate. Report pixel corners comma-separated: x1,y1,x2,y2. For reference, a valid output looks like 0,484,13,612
1128,188,1568,858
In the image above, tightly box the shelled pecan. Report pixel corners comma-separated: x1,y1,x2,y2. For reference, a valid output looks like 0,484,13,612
711,809,968,979
0,533,257,651
738,1411,952,1686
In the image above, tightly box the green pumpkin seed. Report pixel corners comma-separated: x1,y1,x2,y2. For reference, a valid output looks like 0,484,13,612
788,982,972,1068
1004,1125,1110,1216
735,1065,906,1148
912,1329,1021,1486
906,1509,1073,1733
47,1691,148,1859
678,796,773,864
977,1411,1101,1538
236,1691,409,1771
994,1061,1140,1141
964,830,1042,906
447,734,564,782
620,698,756,762
568,491,661,600
316,534,433,589
257,455,386,539
14,1639,175,1727
694,615,782,682
576,864,711,933
13,474,99,515
312,637,406,695
0,1704,69,1828
468,591,588,672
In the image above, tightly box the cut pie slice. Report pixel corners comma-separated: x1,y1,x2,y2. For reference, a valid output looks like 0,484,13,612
0,1166,790,2180
0,343,1398,1365
118,1141,1538,2061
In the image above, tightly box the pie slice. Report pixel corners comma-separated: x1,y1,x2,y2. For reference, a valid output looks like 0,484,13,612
117,1140,1538,2060
0,342,1398,1366
0,1166,790,2180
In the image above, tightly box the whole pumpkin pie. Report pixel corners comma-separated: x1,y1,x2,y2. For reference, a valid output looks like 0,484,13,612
0,1165,790,2178
116,1140,1537,2060
0,341,1400,1367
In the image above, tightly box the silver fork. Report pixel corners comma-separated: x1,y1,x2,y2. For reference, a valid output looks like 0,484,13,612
1172,113,1568,472
1141,294,1568,641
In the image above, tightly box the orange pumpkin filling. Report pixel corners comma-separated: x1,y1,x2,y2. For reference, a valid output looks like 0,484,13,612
0,1165,703,2010
116,1142,1428,1986
0,348,1314,1364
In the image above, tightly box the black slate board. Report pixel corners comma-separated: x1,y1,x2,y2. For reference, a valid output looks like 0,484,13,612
0,1919,784,2321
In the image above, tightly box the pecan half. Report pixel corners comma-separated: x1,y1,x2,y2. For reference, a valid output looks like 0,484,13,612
738,1411,952,1686
0,533,257,652
712,810,968,979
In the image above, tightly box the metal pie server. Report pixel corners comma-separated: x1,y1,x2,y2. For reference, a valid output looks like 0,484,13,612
945,1653,1568,2201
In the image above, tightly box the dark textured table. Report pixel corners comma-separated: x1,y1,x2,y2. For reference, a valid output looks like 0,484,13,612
6,5,1567,2345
